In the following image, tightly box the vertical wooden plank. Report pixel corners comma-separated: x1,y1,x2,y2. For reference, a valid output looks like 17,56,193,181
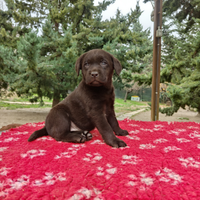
151,0,162,121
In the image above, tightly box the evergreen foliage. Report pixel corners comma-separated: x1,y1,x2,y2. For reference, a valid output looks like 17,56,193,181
1,0,153,106
102,2,153,100
142,0,200,115
0,4,24,95
0,45,23,97
144,0,200,32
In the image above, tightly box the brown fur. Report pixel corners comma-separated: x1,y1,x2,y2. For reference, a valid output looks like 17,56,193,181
28,49,128,147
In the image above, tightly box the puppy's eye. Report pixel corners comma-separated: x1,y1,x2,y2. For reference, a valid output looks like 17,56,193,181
84,62,89,67
100,60,107,66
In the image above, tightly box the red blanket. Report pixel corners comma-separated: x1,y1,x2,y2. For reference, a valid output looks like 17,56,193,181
0,120,200,199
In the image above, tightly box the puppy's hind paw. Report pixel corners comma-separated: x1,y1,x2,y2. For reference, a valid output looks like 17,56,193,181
81,131,93,141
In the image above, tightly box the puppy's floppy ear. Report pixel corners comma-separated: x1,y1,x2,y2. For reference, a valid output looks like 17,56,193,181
75,53,86,76
111,55,122,75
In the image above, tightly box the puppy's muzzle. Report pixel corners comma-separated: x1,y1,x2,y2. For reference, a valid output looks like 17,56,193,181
91,71,99,78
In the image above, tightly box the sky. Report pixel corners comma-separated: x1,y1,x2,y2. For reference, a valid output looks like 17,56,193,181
94,0,154,36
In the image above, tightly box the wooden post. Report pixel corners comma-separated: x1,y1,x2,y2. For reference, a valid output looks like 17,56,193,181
151,0,162,121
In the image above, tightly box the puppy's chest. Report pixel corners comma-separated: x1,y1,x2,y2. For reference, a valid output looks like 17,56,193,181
86,98,111,113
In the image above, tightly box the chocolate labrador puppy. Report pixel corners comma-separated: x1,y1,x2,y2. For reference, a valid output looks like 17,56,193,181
28,49,129,147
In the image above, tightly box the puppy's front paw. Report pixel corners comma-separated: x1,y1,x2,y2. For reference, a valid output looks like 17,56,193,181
115,129,129,136
106,137,127,148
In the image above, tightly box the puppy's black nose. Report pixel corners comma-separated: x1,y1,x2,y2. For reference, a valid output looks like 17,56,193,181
91,71,99,77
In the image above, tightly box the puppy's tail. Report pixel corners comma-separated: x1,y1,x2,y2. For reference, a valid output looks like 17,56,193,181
28,127,48,142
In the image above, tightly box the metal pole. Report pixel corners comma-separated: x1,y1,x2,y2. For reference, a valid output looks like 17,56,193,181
151,0,162,121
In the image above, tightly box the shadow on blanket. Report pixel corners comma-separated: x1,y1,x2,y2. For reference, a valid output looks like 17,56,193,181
0,123,22,132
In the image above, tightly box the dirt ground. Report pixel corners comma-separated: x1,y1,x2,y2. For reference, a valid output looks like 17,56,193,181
0,107,50,129
131,108,200,123
0,107,199,130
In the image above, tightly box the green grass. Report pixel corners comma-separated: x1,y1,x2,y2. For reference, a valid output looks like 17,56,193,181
178,117,189,120
0,96,52,110
0,97,149,114
114,98,148,114
0,101,51,110
1,97,52,103
115,98,147,106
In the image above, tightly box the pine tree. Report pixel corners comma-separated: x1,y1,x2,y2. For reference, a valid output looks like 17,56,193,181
0,44,25,97
0,0,40,96
11,28,79,106
1,0,115,105
40,20,79,106
0,7,20,96
143,0,200,32
159,18,200,115
142,0,200,115
102,2,153,101
38,0,115,105
5,0,47,29
1,0,153,106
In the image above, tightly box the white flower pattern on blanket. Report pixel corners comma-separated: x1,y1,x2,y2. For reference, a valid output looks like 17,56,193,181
82,153,102,163
0,167,11,176
68,187,102,200
0,175,30,197
0,147,8,152
0,172,66,198
32,172,66,186
127,173,154,187
96,164,117,179
21,149,46,159
0,120,200,199
54,144,85,159
155,168,182,185
178,157,200,168
121,155,142,165
0,137,20,143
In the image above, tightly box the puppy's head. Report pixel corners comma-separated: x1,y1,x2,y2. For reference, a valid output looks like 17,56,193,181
75,49,122,87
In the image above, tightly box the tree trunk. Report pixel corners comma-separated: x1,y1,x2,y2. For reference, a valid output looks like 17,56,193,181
197,106,200,117
52,90,60,107
124,90,128,102
52,98,60,107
